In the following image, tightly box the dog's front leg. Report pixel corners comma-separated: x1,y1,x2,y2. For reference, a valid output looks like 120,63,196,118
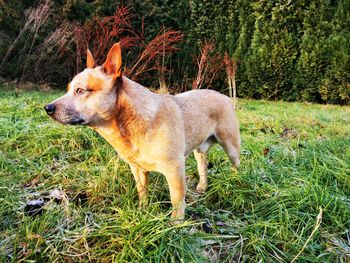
163,162,186,222
130,165,149,208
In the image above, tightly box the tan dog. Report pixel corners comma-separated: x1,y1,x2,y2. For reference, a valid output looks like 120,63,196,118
45,43,240,221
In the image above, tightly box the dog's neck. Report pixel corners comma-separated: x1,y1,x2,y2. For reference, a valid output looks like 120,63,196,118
93,76,161,156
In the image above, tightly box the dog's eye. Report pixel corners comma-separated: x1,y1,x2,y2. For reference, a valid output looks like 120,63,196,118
75,88,85,95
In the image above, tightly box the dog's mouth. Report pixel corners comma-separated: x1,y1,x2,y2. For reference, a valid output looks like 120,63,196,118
68,118,86,125
50,115,87,126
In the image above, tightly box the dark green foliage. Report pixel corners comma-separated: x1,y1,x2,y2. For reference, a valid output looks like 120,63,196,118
0,0,349,104
243,1,301,100
295,0,350,104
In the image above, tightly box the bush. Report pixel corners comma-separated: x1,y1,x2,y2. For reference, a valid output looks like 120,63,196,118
0,0,349,104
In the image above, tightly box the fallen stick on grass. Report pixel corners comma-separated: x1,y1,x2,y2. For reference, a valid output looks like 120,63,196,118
291,207,323,263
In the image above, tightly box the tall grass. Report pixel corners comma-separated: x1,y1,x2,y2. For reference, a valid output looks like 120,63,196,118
0,90,349,262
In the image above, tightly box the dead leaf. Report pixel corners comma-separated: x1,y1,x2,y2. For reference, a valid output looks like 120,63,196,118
263,148,270,156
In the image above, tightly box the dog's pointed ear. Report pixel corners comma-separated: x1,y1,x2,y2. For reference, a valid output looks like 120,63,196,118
86,49,95,68
103,43,122,80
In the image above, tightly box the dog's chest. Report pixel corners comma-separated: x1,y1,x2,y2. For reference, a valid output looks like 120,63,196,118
94,125,161,171
118,146,158,171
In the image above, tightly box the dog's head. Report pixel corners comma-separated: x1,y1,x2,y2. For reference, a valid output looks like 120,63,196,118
44,43,122,126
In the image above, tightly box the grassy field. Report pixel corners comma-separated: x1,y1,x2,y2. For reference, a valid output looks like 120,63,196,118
0,90,349,262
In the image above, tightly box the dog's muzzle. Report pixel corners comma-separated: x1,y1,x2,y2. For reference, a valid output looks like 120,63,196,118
44,103,86,125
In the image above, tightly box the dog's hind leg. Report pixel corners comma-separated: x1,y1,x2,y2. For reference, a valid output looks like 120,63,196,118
216,121,240,169
222,141,240,169
194,136,216,192
130,165,149,208
194,150,208,193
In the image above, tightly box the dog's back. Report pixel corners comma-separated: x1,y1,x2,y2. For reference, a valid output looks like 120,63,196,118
173,90,240,160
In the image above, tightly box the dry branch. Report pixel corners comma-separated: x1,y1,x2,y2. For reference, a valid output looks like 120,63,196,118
192,41,224,90
223,52,238,107
125,29,182,79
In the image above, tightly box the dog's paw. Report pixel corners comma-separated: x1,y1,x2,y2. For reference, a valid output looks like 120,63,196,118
138,199,148,209
196,183,208,193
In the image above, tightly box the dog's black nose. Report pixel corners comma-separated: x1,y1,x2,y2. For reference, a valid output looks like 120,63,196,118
44,104,55,115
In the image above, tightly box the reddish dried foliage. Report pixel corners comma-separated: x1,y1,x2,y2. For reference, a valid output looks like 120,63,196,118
126,29,183,79
74,6,139,71
223,52,238,102
74,6,182,80
192,41,223,90
223,52,237,80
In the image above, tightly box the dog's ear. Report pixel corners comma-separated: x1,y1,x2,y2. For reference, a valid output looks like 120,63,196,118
86,49,95,68
103,43,122,80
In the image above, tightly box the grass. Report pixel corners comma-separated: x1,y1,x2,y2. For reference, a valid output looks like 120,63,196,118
0,89,349,262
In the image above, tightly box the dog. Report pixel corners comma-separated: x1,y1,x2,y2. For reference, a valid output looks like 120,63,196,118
45,43,240,221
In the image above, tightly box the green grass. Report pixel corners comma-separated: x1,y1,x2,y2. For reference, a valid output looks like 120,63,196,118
0,90,349,262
